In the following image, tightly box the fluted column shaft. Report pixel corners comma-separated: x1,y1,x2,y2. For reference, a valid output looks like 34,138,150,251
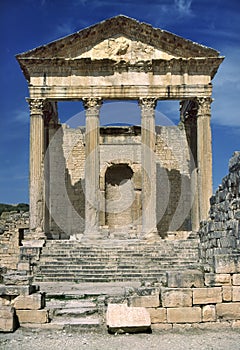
28,98,45,233
196,97,213,221
139,98,157,236
83,98,102,237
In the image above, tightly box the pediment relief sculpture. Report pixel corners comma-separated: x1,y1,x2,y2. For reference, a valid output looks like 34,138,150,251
79,36,176,62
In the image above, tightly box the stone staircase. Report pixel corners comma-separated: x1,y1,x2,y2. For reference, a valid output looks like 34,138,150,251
34,237,200,283
38,281,139,330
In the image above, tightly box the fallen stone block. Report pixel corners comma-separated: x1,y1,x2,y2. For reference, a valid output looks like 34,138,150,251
12,292,45,310
216,302,240,320
16,309,49,324
0,306,18,332
161,288,192,307
106,303,151,333
129,294,159,308
166,270,204,288
193,287,222,305
167,307,201,323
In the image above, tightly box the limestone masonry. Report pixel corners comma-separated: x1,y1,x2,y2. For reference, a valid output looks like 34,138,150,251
0,16,239,332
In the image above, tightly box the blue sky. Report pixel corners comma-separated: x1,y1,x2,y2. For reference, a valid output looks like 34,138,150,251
0,0,239,204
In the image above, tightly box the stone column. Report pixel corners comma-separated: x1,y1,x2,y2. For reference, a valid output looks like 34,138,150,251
139,98,158,239
27,98,46,237
181,100,199,231
196,97,213,222
83,97,102,239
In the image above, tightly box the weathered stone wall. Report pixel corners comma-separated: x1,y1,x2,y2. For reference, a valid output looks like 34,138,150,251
47,124,85,238
118,269,240,330
0,212,29,270
199,151,240,272
47,124,192,236
155,125,192,235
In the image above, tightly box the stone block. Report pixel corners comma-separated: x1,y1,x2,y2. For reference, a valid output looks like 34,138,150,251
0,306,18,332
167,270,204,288
214,255,240,273
161,288,192,307
17,262,30,272
232,286,240,302
106,304,151,333
3,274,33,286
233,274,240,285
0,295,11,306
151,323,172,331
232,320,240,329
167,307,201,323
202,305,216,322
205,273,231,286
193,287,222,305
0,284,33,296
216,302,240,320
16,309,49,324
147,308,166,323
12,292,45,310
222,286,232,302
130,294,159,308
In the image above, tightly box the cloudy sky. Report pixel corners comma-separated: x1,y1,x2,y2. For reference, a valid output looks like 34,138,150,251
0,0,239,204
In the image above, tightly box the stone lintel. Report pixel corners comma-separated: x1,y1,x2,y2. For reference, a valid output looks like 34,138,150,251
29,84,212,100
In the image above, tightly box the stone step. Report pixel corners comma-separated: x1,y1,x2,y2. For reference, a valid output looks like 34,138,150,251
34,238,200,283
39,254,198,261
49,316,101,329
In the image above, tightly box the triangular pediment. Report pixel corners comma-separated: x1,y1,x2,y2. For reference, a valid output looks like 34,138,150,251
79,35,177,62
16,15,220,61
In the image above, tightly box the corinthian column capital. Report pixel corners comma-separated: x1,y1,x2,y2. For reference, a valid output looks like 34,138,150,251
82,97,102,115
139,97,157,113
27,98,45,115
196,97,213,118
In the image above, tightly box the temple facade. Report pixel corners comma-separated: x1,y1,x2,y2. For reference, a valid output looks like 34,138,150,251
16,15,223,241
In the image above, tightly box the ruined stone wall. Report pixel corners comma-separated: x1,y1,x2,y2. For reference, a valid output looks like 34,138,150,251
47,124,85,238
0,212,29,270
47,124,193,236
199,152,240,273
155,126,192,236
114,268,240,330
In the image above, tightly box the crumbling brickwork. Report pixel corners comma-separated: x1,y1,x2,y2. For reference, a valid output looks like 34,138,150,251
199,152,240,272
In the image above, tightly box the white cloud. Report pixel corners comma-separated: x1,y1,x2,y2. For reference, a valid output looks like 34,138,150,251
14,109,29,124
174,0,193,16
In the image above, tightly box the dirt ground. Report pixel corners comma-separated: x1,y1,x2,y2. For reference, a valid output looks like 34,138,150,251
1,328,240,350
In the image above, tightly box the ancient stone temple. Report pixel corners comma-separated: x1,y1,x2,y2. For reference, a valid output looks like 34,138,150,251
16,15,223,241
2,15,240,333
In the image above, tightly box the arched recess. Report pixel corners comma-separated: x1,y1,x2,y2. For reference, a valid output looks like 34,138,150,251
100,161,142,229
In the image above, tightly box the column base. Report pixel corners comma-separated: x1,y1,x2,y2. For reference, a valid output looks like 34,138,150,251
82,230,102,243
142,228,160,243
